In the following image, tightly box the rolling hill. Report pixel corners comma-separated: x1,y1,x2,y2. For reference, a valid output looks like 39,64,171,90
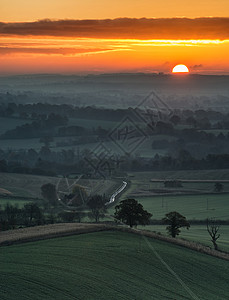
0,230,228,299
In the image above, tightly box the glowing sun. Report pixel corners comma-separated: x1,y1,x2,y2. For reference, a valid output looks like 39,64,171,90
172,64,189,73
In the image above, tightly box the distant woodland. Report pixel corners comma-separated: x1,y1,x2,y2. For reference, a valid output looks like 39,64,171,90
1,101,229,177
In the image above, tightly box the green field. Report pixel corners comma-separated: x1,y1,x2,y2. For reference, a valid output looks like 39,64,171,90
0,197,33,208
203,129,229,135
118,169,229,221
0,172,60,198
138,225,229,252
128,169,229,181
0,231,228,299
108,193,229,251
132,194,229,220
0,172,119,199
119,170,229,202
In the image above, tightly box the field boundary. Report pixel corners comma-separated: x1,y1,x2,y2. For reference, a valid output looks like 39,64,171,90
0,223,109,246
131,191,229,198
0,194,42,201
151,179,229,183
0,223,228,261
117,227,229,261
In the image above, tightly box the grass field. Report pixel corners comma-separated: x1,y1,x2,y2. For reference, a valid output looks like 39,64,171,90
0,231,228,299
203,129,229,135
131,194,229,220
0,173,61,198
119,169,229,201
115,170,229,253
128,169,229,181
138,225,229,253
0,172,119,202
0,197,33,208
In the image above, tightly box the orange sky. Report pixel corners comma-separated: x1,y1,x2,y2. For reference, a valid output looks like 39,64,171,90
1,0,229,21
0,1,229,75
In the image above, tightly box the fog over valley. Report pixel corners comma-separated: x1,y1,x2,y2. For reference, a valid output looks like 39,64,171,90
0,73,229,111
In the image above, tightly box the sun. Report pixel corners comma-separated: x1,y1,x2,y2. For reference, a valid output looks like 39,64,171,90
172,64,189,73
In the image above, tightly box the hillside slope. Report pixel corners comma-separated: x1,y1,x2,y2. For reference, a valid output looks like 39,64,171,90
0,231,228,299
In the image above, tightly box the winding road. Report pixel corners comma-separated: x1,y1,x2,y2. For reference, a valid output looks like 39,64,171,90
106,181,127,205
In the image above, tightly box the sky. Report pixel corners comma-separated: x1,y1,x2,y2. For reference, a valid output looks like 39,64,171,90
0,0,229,75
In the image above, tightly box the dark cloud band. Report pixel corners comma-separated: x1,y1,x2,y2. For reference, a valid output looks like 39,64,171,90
0,18,229,39
0,47,113,55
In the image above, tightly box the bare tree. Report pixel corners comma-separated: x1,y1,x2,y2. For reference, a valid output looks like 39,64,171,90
206,218,220,250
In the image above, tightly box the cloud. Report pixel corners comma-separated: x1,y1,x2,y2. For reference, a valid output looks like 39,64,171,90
190,64,203,69
0,47,114,56
0,18,229,40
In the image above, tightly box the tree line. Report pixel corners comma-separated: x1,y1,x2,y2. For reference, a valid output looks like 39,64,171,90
1,150,229,177
1,196,221,251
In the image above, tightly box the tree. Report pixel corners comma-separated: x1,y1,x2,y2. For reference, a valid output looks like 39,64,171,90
206,218,220,250
155,121,174,134
185,116,197,127
4,203,20,229
41,183,58,207
39,146,51,160
163,211,190,238
0,159,8,172
214,182,224,192
114,198,152,228
87,194,107,222
62,184,88,207
58,210,76,222
22,203,43,226
169,115,181,126
71,184,88,206
39,136,53,147
58,209,85,223
75,207,85,223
